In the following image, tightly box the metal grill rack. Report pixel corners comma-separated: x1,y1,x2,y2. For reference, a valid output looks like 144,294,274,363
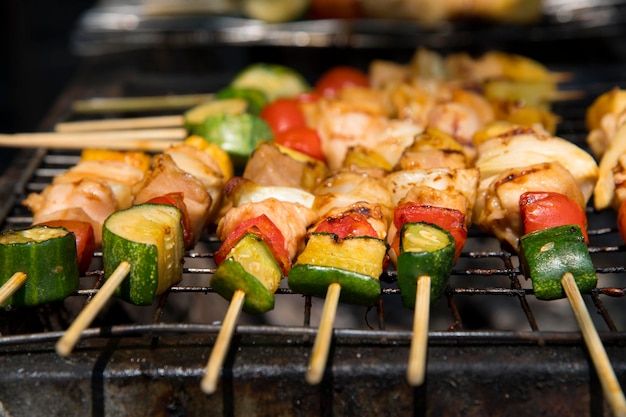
2,56,626,417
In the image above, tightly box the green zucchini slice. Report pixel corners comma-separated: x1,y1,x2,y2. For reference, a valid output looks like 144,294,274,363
0,226,79,307
397,222,455,308
518,224,597,300
230,63,310,101
102,203,184,305
211,233,282,314
288,233,387,305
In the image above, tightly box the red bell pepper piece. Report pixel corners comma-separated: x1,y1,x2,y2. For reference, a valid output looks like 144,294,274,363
519,191,589,244
214,214,291,275
147,192,195,249
313,211,378,239
391,203,467,261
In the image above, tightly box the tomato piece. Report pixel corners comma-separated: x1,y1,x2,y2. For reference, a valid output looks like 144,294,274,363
35,219,95,275
618,200,626,244
392,203,467,261
520,191,589,243
314,66,369,98
214,214,290,275
147,192,195,249
309,0,362,19
314,211,378,239
260,98,307,135
274,127,325,162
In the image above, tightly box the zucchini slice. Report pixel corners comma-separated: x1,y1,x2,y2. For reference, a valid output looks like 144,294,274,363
211,233,282,314
192,113,274,167
102,203,184,305
518,224,597,300
230,63,310,101
215,86,269,115
184,98,249,132
397,222,455,308
0,226,79,307
288,233,388,305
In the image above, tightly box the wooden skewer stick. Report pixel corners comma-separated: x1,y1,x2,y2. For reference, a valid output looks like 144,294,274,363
55,261,131,357
550,71,574,84
0,272,28,306
0,129,186,151
306,282,341,385
55,115,185,133
549,89,586,102
72,93,214,114
201,289,246,394
407,275,431,386
561,272,626,417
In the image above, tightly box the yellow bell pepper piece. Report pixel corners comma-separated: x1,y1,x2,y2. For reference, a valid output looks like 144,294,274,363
184,135,234,180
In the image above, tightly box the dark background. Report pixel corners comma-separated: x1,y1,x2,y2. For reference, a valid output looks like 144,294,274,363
0,0,97,134
0,1,96,170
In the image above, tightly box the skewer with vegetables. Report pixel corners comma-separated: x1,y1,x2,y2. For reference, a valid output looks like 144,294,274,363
473,124,626,415
516,191,626,415
384,134,480,385
55,143,230,353
202,175,319,394
288,166,394,385
0,149,151,308
9,136,230,353
58,141,230,346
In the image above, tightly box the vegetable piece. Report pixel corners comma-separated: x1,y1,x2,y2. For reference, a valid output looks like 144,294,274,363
314,66,369,98
215,86,268,115
518,225,596,300
225,177,316,209
214,214,290,276
241,0,311,23
183,97,248,132
102,203,184,305
79,149,152,172
288,233,388,305
313,210,378,238
520,191,589,243
184,135,234,180
310,0,361,18
34,220,95,275
145,193,195,250
230,63,310,102
0,226,79,307
211,233,282,314
183,98,249,132
260,98,308,134
396,222,455,308
191,113,274,167
343,145,393,172
392,203,467,261
274,127,325,162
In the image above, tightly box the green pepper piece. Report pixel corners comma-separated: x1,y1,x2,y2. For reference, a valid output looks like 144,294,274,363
211,233,282,314
287,233,388,306
518,224,597,300
396,222,455,309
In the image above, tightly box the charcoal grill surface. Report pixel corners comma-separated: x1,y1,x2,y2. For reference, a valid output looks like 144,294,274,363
2,17,626,415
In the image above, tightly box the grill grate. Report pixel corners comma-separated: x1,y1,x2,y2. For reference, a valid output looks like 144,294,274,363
2,79,626,338
3,57,626,417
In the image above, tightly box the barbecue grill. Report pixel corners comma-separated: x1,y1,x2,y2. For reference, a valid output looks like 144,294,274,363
2,1,626,416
